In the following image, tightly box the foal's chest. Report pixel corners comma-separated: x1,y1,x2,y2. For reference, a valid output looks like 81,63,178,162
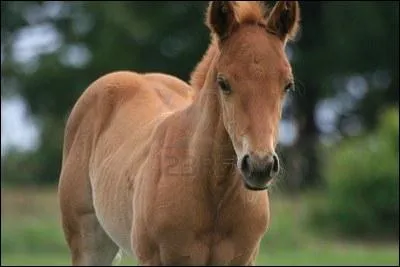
142,186,270,265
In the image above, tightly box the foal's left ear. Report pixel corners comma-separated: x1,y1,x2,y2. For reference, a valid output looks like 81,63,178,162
265,1,300,44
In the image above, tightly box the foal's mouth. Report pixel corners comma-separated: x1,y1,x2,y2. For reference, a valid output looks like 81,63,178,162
242,176,272,191
241,171,274,191
243,180,270,191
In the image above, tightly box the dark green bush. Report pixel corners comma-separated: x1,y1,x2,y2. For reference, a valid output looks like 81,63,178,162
310,107,399,240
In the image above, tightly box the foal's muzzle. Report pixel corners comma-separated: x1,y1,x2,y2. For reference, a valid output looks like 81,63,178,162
239,152,279,191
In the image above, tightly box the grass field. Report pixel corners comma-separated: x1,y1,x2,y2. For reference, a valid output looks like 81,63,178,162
1,187,399,266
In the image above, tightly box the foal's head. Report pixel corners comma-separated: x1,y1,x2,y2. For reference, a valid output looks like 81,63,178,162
206,1,300,190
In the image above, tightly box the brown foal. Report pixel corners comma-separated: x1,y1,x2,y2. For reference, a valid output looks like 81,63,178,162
58,1,301,265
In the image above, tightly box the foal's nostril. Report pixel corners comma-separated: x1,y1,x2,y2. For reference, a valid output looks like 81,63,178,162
241,154,251,174
272,154,279,174
240,153,279,181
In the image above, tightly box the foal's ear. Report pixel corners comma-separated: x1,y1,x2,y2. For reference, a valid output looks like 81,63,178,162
206,1,238,41
265,1,300,44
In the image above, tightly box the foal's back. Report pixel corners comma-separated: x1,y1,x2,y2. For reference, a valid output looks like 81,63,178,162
58,71,193,265
62,71,193,160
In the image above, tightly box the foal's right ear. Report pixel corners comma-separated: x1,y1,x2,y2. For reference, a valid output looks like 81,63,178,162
206,1,238,41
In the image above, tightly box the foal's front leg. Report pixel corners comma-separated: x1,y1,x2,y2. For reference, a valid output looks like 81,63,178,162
136,238,210,266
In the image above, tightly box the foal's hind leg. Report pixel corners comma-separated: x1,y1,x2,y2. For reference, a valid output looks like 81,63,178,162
58,155,119,266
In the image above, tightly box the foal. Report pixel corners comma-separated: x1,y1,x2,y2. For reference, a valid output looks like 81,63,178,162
58,1,300,265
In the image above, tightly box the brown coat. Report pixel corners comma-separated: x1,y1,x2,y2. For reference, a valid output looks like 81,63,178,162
58,1,300,265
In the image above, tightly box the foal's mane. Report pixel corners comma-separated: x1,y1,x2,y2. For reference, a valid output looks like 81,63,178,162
189,1,270,91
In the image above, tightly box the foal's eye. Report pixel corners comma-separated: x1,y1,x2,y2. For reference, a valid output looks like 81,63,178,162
284,82,295,93
217,75,232,95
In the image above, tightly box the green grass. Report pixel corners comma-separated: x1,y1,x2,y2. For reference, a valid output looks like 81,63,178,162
2,246,399,266
1,187,399,266
2,246,398,266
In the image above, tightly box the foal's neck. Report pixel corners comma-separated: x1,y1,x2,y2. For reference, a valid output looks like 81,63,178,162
160,38,238,198
183,41,238,192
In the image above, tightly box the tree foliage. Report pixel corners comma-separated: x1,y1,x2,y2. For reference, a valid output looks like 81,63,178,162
310,107,399,240
1,1,398,189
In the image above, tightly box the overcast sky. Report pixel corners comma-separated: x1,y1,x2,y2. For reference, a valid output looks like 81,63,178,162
1,95,40,157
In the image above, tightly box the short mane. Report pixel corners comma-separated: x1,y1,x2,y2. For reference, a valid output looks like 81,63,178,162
189,1,269,91
234,1,268,25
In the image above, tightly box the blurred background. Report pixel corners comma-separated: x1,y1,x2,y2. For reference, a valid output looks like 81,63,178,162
1,1,399,265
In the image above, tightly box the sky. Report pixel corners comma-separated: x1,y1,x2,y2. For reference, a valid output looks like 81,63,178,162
1,95,40,157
